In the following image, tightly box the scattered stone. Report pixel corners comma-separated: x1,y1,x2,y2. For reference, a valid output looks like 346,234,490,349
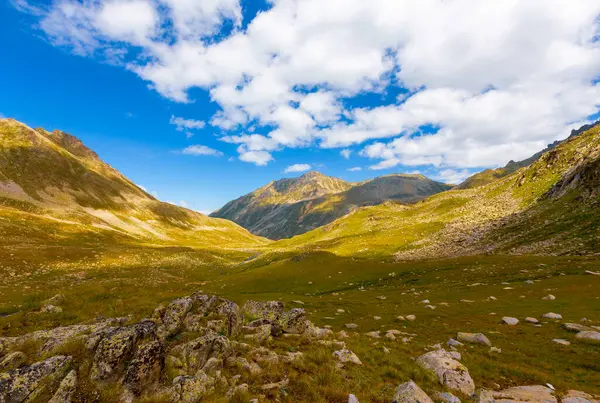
457,332,491,347
525,317,539,324
366,331,381,339
543,312,562,320
337,309,345,313
575,331,600,343
553,339,571,346
406,315,416,321
542,294,556,300
291,300,304,305
392,380,434,403
447,338,463,347
345,323,359,329
563,323,594,333
374,316,382,320
416,349,475,395
333,349,362,365
261,378,289,391
338,330,349,339
349,393,360,403
490,347,502,353
460,299,474,303
525,280,534,284
488,296,497,301
478,385,557,403
585,270,600,276
396,316,406,321
41,304,63,314
501,317,519,326
377,296,387,300
424,305,436,310
421,300,430,304
434,391,461,403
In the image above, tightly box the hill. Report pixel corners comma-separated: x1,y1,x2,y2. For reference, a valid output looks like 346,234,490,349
0,118,266,251
273,122,600,259
211,171,451,239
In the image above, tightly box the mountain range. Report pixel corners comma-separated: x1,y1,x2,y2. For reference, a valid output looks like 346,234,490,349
210,172,452,239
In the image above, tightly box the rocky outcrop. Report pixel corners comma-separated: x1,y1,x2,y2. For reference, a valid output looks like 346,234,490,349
477,385,557,403
48,370,77,403
416,349,475,396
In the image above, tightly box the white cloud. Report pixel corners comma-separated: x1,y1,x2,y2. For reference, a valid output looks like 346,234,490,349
170,115,206,131
431,169,472,185
284,163,312,173
17,0,600,171
347,166,362,172
340,149,352,159
181,144,223,156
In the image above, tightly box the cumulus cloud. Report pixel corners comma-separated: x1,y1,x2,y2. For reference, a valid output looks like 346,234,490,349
284,163,312,173
181,144,223,156
170,115,206,132
16,0,600,173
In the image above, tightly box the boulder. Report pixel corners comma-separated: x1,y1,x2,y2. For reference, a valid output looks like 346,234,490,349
457,332,491,346
416,349,475,396
333,349,362,365
157,297,193,339
280,308,308,334
169,372,215,403
349,394,360,403
561,390,600,403
525,317,539,324
434,391,461,403
501,317,519,326
575,331,600,343
0,352,27,371
392,381,434,403
169,332,233,376
477,385,557,403
123,340,165,396
242,300,284,321
542,312,562,320
563,323,594,333
0,355,72,403
243,324,272,344
48,369,77,403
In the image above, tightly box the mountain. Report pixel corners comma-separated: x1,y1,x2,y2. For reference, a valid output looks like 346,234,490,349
458,120,600,189
0,118,265,249
274,121,600,259
211,171,452,239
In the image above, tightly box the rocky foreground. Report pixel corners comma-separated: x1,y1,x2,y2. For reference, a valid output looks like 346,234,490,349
0,292,598,402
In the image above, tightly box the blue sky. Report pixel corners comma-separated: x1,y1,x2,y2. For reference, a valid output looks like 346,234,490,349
1,1,599,213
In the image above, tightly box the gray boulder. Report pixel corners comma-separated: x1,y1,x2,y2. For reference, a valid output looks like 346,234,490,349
416,349,475,396
457,332,491,346
392,380,434,403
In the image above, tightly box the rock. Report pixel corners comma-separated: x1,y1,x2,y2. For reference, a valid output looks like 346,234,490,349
292,300,304,305
250,347,280,365
123,340,165,396
304,324,333,339
261,378,289,390
0,355,72,403
396,316,406,321
563,323,594,333
374,316,382,320
245,324,274,343
41,304,63,313
333,349,362,365
157,297,193,339
345,323,359,329
457,332,491,346
242,300,284,321
561,390,600,403
434,391,461,403
575,331,600,343
477,385,557,403
377,296,387,300
0,352,27,371
542,294,556,300
416,349,475,396
488,296,497,301
90,321,157,382
349,394,360,403
447,339,463,348
338,331,349,339
490,347,502,353
421,300,430,304
406,315,416,321
584,270,600,276
48,370,77,403
366,331,381,338
424,305,436,310
542,312,562,320
385,332,396,341
392,380,434,403
501,317,519,326
226,383,249,400
226,357,262,375
525,317,539,324
44,294,65,305
280,308,308,334
169,331,233,376
552,339,571,346
281,351,304,363
170,372,216,402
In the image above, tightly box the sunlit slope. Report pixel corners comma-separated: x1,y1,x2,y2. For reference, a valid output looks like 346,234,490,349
212,171,451,239
275,123,600,259
0,118,266,249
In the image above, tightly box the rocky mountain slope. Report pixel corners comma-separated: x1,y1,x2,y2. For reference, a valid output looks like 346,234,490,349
211,171,451,239
274,122,600,259
458,120,600,189
0,119,265,250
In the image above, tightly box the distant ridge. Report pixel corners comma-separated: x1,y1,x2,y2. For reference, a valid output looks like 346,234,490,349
211,171,452,239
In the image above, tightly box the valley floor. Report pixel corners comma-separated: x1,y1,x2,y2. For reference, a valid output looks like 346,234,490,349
1,243,599,401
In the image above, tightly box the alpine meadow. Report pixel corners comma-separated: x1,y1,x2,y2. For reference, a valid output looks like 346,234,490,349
1,1,600,403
